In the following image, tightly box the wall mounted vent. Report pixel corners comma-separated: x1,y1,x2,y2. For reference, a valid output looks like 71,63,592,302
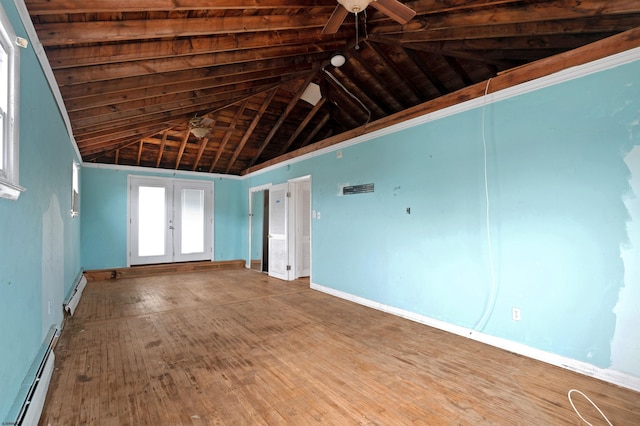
343,183,374,195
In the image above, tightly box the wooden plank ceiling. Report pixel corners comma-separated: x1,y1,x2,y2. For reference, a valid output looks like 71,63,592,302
25,0,640,175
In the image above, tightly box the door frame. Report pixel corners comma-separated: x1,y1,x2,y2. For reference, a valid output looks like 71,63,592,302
251,176,311,281
247,183,272,269
127,175,214,266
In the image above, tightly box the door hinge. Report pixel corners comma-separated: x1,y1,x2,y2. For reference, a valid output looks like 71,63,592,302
286,265,291,271
286,192,291,198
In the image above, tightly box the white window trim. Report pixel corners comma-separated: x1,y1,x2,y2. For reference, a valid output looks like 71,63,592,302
70,160,80,217
0,4,24,201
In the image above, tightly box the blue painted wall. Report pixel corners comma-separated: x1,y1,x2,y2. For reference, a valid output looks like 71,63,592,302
80,167,247,269
247,59,640,378
0,2,82,420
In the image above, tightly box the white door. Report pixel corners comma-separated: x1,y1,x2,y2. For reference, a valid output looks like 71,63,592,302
130,177,213,265
268,182,289,280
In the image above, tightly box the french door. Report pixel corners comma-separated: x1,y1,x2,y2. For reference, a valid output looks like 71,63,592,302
129,176,213,265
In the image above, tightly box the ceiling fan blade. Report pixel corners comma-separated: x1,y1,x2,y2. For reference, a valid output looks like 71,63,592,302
322,5,349,34
371,0,416,24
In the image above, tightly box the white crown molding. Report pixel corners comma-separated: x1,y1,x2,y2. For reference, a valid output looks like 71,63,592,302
82,162,244,180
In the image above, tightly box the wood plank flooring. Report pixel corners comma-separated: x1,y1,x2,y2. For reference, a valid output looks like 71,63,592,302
41,269,640,425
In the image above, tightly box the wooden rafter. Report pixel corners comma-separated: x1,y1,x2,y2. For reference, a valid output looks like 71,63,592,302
46,29,351,69
27,0,338,15
347,49,406,111
279,98,327,156
193,135,212,172
208,101,247,173
175,131,191,169
35,16,333,46
364,40,424,105
157,131,169,167
224,88,278,174
401,48,450,95
247,72,318,168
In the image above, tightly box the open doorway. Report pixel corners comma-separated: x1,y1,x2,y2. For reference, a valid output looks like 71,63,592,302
249,185,270,272
249,177,311,281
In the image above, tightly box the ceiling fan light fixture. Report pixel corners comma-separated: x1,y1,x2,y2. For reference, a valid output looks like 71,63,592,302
337,0,373,14
190,127,209,138
331,54,346,67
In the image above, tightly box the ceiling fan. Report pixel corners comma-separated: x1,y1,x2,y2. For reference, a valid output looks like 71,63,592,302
188,116,215,138
322,0,416,34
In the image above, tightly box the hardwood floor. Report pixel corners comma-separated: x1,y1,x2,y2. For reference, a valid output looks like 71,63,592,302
41,269,639,425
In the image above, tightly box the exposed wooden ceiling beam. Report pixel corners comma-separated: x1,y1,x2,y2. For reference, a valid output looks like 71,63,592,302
409,0,640,30
443,56,473,86
26,0,337,15
298,113,331,150
209,101,248,173
59,55,319,99
193,137,211,171
71,82,284,132
46,29,351,69
279,98,327,156
174,131,192,169
68,75,306,121
157,131,169,167
402,48,449,95
137,141,144,166
64,66,313,112
408,0,529,16
347,49,408,111
224,88,278,174
329,67,388,117
53,42,346,85
35,15,332,46
387,34,618,52
364,40,424,105
247,72,317,168
372,15,640,41
78,122,180,151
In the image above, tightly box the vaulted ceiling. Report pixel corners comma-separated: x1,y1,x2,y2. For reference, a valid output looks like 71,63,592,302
24,0,640,175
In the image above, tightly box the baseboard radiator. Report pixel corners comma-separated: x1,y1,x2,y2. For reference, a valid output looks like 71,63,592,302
6,326,57,426
64,273,87,316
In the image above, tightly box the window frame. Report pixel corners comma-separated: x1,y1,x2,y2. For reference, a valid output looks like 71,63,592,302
70,160,80,217
0,4,23,201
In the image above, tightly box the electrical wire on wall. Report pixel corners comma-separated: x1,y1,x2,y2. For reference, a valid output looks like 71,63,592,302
323,68,372,126
474,77,498,332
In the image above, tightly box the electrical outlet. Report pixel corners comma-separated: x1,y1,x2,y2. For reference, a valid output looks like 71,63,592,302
336,150,342,159
512,307,521,321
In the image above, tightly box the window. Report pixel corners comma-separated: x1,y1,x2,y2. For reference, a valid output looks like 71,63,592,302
70,161,79,217
0,4,23,200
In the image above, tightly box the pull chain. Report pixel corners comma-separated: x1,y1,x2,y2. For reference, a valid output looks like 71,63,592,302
355,11,360,50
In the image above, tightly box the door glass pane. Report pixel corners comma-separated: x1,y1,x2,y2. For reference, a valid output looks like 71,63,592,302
181,188,204,254
270,189,286,234
138,186,165,256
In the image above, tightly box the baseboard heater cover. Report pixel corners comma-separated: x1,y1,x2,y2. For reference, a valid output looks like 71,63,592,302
6,327,57,426
64,273,87,316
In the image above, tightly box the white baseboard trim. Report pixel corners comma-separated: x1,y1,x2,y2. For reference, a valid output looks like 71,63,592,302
20,351,55,426
311,282,640,393
64,274,87,316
